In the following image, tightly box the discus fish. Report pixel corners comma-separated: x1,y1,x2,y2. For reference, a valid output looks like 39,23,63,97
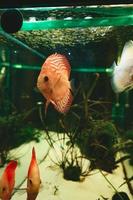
37,53,73,114
0,160,17,200
112,40,133,93
26,147,41,200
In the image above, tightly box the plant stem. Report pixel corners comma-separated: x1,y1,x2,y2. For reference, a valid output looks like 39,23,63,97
99,169,125,200
120,158,133,196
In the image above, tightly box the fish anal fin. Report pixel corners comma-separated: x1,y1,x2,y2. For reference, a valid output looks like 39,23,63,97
54,88,73,113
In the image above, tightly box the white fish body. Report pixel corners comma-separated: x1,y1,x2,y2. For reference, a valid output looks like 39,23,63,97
112,40,133,93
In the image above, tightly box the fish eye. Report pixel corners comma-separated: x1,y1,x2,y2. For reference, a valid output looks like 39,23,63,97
44,76,49,82
29,179,33,185
2,187,6,192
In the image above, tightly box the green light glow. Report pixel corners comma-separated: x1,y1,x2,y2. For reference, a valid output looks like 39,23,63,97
0,62,113,73
0,7,133,31
1,6,133,16
20,15,133,31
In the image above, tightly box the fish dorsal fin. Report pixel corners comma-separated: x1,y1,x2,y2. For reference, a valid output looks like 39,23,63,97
44,53,71,78
27,147,37,177
111,61,117,72
119,40,133,66
32,147,36,161
112,61,117,68
109,61,118,78
28,147,37,177
4,161,17,185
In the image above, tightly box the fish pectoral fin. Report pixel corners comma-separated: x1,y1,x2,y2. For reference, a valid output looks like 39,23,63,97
50,100,57,107
45,100,50,115
45,100,58,114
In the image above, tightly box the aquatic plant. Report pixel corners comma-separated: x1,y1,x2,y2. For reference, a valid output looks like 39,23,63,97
38,71,132,200
38,102,90,181
77,120,118,173
114,129,133,196
122,129,133,166
38,73,117,180
0,110,41,166
49,141,90,182
58,74,118,173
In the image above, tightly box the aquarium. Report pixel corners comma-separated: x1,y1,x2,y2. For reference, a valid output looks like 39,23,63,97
0,3,133,200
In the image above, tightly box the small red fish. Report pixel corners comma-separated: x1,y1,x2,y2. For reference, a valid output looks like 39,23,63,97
26,147,41,200
0,160,17,200
37,53,73,114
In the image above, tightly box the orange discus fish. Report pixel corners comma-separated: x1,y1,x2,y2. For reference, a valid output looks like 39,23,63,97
37,53,73,114
0,160,17,200
26,147,41,200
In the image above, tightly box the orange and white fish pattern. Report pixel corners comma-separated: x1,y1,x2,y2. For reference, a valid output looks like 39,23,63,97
37,53,73,114
0,160,17,200
26,147,41,200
